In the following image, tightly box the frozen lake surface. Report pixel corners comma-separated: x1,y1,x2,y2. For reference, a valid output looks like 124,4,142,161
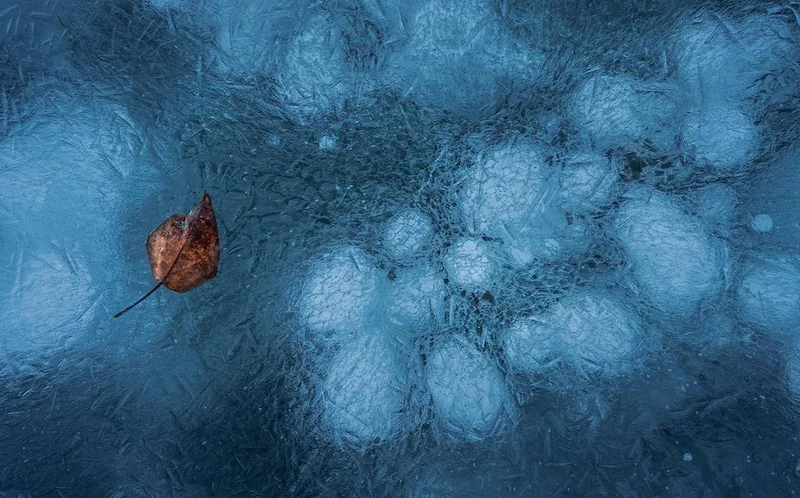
1,0,799,496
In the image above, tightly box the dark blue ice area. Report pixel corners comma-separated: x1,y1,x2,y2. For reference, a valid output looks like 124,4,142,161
1,0,800,496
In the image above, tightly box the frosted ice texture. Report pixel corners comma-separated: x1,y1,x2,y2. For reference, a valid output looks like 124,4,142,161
0,94,147,354
384,265,446,330
558,152,619,214
614,187,728,315
4,1,800,496
442,238,497,292
568,74,678,150
737,253,800,335
384,209,434,263
691,183,738,230
382,0,543,115
504,290,641,376
322,333,409,445
426,337,508,441
298,246,381,340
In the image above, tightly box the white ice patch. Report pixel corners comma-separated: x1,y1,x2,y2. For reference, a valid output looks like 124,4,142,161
552,291,642,375
275,13,371,122
297,246,381,341
322,333,409,446
426,336,508,441
682,103,758,170
442,238,498,292
568,74,679,150
384,266,446,331
558,151,619,214
383,209,434,263
459,139,548,235
671,13,797,103
502,316,557,375
382,0,543,114
737,253,800,335
457,139,589,266
0,96,147,354
503,290,641,376
614,187,727,316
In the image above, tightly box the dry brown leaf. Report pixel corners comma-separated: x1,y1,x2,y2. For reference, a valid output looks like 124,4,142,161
114,193,220,318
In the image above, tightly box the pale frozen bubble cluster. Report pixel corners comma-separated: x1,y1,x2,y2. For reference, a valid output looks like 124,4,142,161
382,0,543,114
503,290,641,376
458,138,590,266
384,266,446,330
503,316,557,375
297,246,381,340
751,214,774,233
737,253,800,336
614,187,728,316
274,12,372,122
671,13,797,103
568,74,679,150
442,238,498,292
383,209,434,263
322,333,410,445
426,337,509,442
0,93,148,355
682,105,758,171
671,13,797,170
459,139,548,235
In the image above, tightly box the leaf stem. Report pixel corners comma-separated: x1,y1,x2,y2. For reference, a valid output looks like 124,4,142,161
113,281,164,318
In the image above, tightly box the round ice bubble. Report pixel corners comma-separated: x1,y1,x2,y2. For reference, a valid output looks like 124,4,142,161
502,316,557,375
683,104,758,170
614,187,727,315
442,238,497,292
426,337,508,441
383,209,434,263
459,139,547,236
298,246,381,339
737,253,800,335
559,152,619,214
384,266,446,331
751,214,773,233
569,74,678,149
322,334,408,446
551,292,641,375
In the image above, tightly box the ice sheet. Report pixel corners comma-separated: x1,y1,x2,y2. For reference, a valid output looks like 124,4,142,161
2,0,799,496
